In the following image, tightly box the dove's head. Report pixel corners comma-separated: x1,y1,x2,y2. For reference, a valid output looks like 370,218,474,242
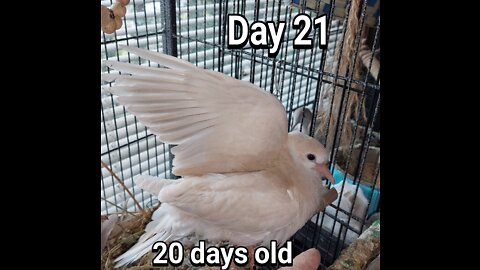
288,131,336,183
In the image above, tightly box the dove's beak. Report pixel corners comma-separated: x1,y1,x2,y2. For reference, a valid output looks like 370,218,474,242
314,163,335,183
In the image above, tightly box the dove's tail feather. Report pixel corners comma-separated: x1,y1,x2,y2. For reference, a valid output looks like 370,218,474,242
114,230,167,267
114,176,195,268
114,203,194,268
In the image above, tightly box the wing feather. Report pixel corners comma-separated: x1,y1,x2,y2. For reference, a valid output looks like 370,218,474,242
102,46,288,176
158,173,300,236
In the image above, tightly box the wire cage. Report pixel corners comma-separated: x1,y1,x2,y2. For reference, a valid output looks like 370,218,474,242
101,0,380,268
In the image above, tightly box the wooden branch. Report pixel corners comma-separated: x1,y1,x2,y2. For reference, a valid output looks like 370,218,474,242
101,160,147,216
327,220,380,270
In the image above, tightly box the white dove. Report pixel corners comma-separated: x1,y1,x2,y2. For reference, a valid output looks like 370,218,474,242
101,46,337,267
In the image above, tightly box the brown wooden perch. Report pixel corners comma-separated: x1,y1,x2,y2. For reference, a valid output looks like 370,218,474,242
327,219,380,270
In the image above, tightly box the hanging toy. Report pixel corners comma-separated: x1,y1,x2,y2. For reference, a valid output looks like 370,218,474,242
101,0,130,34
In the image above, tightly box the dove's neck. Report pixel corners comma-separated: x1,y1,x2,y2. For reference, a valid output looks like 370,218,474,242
281,141,327,218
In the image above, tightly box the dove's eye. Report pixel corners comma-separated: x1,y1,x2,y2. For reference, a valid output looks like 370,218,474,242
307,154,316,161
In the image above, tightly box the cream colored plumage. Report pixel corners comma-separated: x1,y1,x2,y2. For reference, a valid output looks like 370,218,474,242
102,46,336,267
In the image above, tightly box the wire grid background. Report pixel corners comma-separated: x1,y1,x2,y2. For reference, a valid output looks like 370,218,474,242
101,0,380,267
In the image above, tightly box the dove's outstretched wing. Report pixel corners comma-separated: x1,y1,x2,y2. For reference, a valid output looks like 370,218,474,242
102,46,288,176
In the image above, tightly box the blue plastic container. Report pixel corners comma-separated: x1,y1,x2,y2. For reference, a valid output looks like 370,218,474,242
331,166,380,217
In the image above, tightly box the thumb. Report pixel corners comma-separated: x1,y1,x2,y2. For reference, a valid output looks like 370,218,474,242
278,248,321,270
